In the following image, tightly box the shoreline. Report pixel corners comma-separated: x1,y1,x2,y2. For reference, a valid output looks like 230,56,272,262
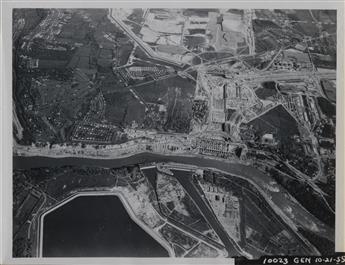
38,191,175,258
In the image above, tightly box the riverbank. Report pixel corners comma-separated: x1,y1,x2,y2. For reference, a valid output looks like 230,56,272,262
13,152,334,244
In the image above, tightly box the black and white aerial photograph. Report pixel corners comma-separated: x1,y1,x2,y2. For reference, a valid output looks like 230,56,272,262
12,7,337,260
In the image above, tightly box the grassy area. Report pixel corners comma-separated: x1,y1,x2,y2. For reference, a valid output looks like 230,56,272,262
317,97,336,118
104,90,145,126
134,75,195,133
248,105,299,140
255,82,277,100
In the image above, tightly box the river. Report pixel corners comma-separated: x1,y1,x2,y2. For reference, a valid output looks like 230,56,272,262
13,152,334,243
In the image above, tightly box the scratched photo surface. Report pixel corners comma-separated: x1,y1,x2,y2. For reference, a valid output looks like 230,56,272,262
12,8,336,258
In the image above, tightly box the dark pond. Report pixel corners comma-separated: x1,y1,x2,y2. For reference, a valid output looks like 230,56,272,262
42,195,169,257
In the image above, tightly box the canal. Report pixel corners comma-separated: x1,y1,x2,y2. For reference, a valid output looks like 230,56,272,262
171,169,243,257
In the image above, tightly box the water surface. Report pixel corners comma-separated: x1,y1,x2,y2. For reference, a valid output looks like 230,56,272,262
42,195,169,257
